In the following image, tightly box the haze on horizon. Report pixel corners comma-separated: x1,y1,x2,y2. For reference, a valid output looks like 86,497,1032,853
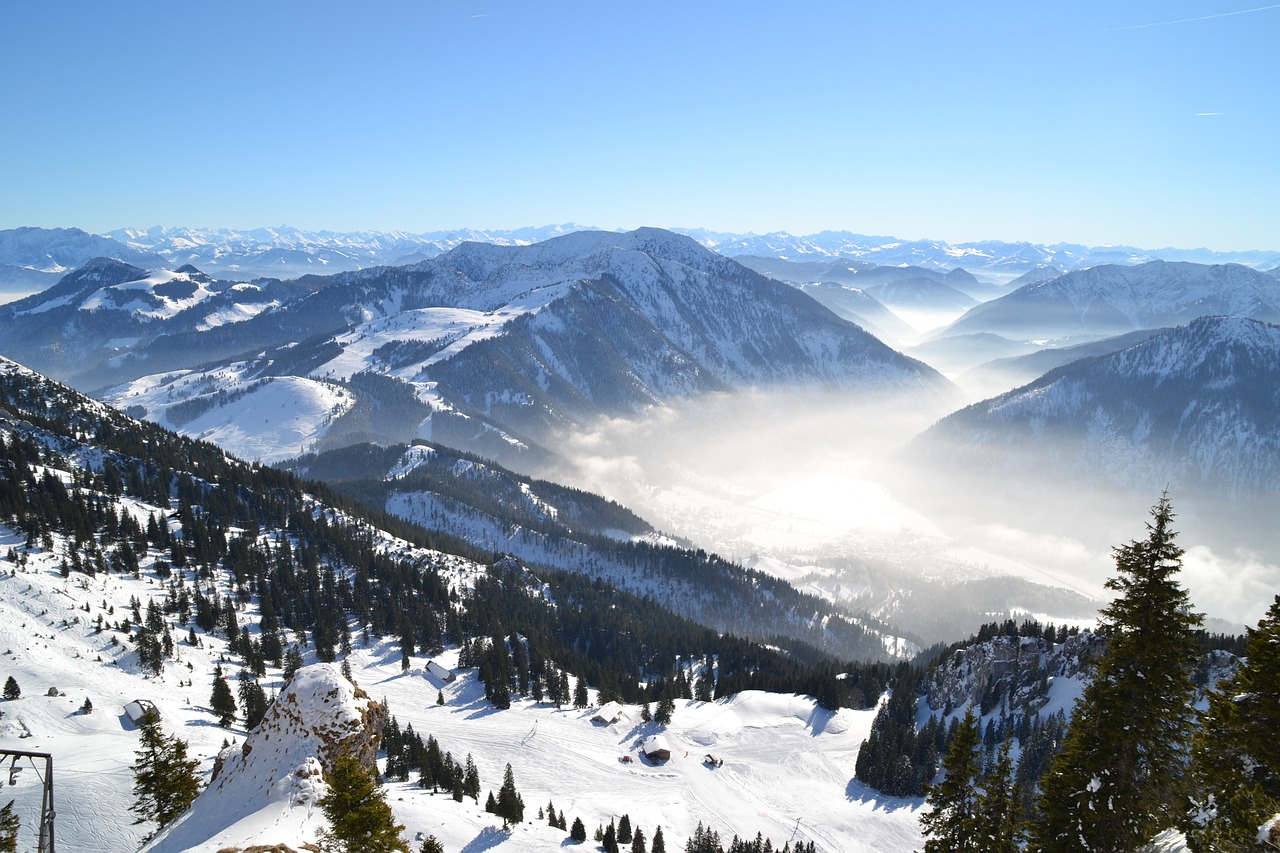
3,1,1277,252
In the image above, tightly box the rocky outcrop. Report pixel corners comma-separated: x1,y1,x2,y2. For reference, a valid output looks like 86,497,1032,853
925,632,1105,716
212,662,387,786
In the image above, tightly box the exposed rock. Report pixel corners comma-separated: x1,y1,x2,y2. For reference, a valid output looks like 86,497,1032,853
926,632,1105,716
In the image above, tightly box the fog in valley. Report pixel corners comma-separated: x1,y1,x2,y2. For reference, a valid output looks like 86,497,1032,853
542,382,1274,647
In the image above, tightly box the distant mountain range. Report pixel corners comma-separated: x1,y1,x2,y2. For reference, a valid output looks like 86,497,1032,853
0,228,952,469
2,225,1277,289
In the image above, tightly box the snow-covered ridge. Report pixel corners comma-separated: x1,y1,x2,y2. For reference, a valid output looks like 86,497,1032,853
145,664,384,853
941,261,1280,342
913,316,1280,532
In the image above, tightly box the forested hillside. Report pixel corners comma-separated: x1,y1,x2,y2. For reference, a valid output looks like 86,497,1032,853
0,355,887,712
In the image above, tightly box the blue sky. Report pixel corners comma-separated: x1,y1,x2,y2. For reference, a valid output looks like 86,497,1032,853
3,1,1277,250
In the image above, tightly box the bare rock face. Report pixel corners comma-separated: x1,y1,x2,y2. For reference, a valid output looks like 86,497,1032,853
925,632,1105,716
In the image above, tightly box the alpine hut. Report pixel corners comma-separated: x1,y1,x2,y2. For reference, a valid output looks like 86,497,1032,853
643,734,672,762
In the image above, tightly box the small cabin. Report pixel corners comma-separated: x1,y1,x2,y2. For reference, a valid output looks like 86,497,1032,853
425,660,456,683
643,734,671,762
124,699,159,725
592,701,624,726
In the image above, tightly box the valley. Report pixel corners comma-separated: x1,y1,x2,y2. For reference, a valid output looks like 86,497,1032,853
1,222,1279,852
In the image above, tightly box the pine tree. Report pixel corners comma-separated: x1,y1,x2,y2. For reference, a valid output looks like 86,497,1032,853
0,800,17,853
2,676,19,700
463,753,481,801
919,707,984,852
1033,497,1203,852
283,645,305,682
571,815,587,842
496,762,524,828
1186,594,1280,850
238,672,269,730
317,750,408,852
618,812,633,843
210,665,237,727
130,711,202,836
631,826,647,853
418,835,444,853
651,825,666,853
654,695,675,726
979,735,1023,852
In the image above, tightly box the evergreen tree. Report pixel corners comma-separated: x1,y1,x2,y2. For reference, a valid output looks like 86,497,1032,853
463,753,481,801
0,800,17,853
654,695,675,726
210,665,237,727
283,645,305,682
238,672,269,730
618,813,633,843
496,762,524,828
573,676,589,709
603,821,618,853
652,825,667,853
418,835,444,853
632,826,648,853
919,707,984,852
979,735,1023,852
685,822,721,853
3,676,19,700
571,816,587,842
1186,594,1280,850
130,711,202,836
1033,497,1203,852
317,750,408,852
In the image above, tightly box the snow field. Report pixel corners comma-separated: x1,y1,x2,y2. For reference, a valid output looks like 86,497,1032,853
344,647,926,853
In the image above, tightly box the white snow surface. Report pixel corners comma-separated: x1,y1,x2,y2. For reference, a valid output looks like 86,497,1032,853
0,517,928,853
106,365,355,463
145,663,373,853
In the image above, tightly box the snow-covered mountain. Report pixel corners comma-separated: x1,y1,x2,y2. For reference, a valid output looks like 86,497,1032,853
0,258,323,386
0,352,928,853
907,316,1280,547
938,261,1280,344
5,225,1276,289
103,224,603,280
678,229,1280,274
0,227,164,294
958,328,1169,399
86,228,953,467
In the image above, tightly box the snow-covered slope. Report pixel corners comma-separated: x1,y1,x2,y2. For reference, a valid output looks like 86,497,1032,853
939,261,1280,343
92,228,953,467
144,663,384,853
908,316,1280,548
0,354,929,853
0,259,319,386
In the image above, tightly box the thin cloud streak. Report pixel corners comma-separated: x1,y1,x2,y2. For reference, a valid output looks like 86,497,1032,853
1102,3,1280,31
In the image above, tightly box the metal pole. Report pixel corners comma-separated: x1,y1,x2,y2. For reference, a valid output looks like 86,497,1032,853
0,750,54,853
41,752,54,853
